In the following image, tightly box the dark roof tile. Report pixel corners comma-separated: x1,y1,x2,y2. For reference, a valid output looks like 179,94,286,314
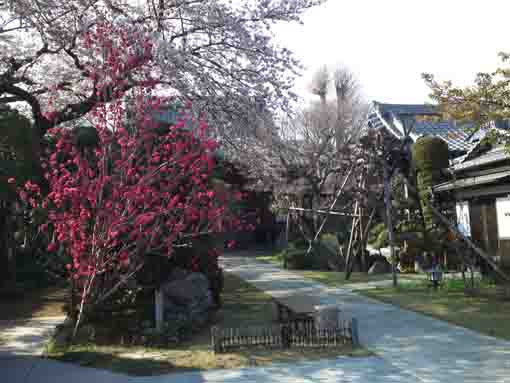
376,102,439,116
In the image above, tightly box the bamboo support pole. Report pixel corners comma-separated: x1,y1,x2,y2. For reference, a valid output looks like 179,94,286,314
344,203,359,280
285,207,366,217
305,166,355,256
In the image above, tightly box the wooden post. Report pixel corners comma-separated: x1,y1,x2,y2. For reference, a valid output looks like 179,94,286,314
361,208,377,271
285,210,290,246
281,323,291,349
358,206,366,272
481,204,490,252
211,326,222,353
351,318,360,347
344,203,359,280
384,164,398,287
155,288,164,333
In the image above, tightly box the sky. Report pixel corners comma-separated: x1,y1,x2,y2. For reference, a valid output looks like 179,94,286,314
275,0,510,105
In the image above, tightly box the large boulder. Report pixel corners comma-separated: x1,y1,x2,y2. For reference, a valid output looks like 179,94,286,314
162,272,210,305
160,270,214,340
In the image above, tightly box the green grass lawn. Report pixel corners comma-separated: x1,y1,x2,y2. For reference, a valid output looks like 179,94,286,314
358,279,510,340
295,271,397,287
254,251,401,287
255,254,283,266
47,273,366,376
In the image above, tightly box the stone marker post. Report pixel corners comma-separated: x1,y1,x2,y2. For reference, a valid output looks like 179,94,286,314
155,288,164,332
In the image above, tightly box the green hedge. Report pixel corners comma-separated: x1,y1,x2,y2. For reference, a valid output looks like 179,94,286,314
412,136,449,172
412,137,449,232
281,239,334,270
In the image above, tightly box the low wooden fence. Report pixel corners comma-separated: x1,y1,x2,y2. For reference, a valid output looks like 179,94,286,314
211,318,359,353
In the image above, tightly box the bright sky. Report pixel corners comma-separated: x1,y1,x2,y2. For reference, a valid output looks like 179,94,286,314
275,0,510,104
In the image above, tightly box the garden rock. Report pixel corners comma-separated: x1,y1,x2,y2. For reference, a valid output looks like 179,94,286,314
161,271,213,341
314,305,341,330
162,272,210,305
368,259,391,275
167,267,189,282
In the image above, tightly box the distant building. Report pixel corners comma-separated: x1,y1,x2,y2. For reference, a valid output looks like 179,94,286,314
365,101,479,160
366,101,510,268
433,145,510,268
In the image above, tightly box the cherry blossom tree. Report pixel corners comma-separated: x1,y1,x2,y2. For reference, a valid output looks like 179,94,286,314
0,0,325,143
11,23,245,333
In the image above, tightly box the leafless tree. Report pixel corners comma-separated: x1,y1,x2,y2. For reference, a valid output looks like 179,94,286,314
334,67,360,146
310,65,329,106
295,66,367,145
272,65,368,242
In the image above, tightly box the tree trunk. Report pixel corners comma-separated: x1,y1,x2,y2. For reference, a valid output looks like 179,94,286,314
384,165,398,287
0,201,8,288
336,91,346,150
0,201,16,289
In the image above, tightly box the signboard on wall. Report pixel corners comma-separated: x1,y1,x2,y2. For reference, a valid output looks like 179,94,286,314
496,198,510,239
456,201,471,237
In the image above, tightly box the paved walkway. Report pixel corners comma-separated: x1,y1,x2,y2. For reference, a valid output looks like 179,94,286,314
0,316,415,383
0,317,65,357
2,254,510,382
220,255,510,383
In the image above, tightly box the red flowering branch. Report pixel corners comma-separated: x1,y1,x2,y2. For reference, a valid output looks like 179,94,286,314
16,23,250,335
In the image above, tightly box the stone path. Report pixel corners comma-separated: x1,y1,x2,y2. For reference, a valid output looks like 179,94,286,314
150,356,417,383
0,317,65,357
220,254,510,383
0,316,416,383
2,254,510,382
0,316,66,383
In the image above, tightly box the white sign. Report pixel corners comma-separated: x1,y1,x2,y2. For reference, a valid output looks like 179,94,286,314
456,201,471,237
496,198,510,239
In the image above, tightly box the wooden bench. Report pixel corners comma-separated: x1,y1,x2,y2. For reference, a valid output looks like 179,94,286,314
274,294,321,322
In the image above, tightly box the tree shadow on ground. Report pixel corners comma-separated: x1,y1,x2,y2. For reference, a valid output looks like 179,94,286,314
54,349,203,376
0,287,67,321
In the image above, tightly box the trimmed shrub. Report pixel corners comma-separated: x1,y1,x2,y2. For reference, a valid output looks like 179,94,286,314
412,136,449,171
412,137,449,232
283,248,316,270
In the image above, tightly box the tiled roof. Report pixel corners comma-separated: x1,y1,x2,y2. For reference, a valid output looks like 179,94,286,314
377,103,439,116
433,170,510,192
369,102,477,155
453,146,510,172
412,121,475,152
